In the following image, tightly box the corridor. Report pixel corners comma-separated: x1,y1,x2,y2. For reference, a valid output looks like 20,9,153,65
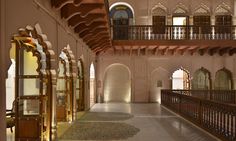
59,103,219,141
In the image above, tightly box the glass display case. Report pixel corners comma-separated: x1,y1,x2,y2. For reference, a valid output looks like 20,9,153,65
13,29,54,141
56,50,74,122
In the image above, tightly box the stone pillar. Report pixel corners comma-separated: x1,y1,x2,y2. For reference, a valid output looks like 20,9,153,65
0,0,6,140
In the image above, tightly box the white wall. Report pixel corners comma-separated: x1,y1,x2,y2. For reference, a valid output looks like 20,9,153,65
150,68,169,103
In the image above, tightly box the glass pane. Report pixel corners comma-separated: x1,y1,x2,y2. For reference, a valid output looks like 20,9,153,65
22,50,38,75
18,99,40,116
57,78,66,91
57,93,66,106
19,78,40,96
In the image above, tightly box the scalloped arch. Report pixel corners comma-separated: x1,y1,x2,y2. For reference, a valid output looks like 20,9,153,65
215,2,232,15
152,3,167,16
193,3,210,15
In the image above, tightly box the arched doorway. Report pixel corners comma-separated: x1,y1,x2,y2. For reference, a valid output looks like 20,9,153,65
89,63,95,108
150,68,169,103
11,25,56,141
192,4,211,36
56,46,75,122
214,68,233,90
103,64,131,103
215,3,232,36
110,3,134,40
172,4,189,39
152,3,167,35
172,68,190,90
76,59,85,111
192,67,211,90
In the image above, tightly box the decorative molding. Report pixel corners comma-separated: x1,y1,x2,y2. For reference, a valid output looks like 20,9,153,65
194,3,210,15
173,3,188,14
215,2,231,14
152,3,167,16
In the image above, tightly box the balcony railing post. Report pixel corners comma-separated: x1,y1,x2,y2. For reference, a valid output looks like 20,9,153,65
198,100,202,125
178,95,181,113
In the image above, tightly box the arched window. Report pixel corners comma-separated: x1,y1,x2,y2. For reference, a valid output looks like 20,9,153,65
214,68,233,90
192,67,211,90
172,68,190,90
110,3,134,40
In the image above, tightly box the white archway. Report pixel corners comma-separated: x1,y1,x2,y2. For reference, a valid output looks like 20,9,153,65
172,68,190,90
109,2,135,18
89,63,95,107
103,64,131,103
150,67,169,103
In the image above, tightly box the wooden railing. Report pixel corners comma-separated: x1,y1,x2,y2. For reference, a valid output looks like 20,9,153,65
161,90,236,141
111,25,236,40
171,90,236,104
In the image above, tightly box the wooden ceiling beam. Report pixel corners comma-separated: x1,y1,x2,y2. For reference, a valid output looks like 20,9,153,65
68,13,105,27
229,48,236,56
89,38,110,47
145,47,149,56
75,22,106,34
94,45,110,53
161,47,168,55
51,0,74,9
178,46,189,55
137,47,141,56
219,47,232,56
91,40,110,50
52,0,104,9
208,46,220,56
170,46,178,55
78,25,107,37
155,46,159,55
121,46,125,54
130,46,133,56
73,18,107,28
198,46,209,56
80,27,107,38
83,32,109,43
87,36,110,46
188,46,199,55
52,0,111,53
61,3,104,20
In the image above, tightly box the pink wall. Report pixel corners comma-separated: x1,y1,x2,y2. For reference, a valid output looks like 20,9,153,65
97,53,236,102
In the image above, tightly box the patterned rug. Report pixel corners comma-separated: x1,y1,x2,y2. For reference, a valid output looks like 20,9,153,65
59,112,139,140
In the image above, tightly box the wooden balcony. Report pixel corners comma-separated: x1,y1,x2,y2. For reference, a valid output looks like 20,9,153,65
109,25,236,56
112,25,236,40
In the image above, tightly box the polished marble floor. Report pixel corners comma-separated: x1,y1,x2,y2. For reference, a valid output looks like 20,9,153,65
7,103,220,141
60,103,220,141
